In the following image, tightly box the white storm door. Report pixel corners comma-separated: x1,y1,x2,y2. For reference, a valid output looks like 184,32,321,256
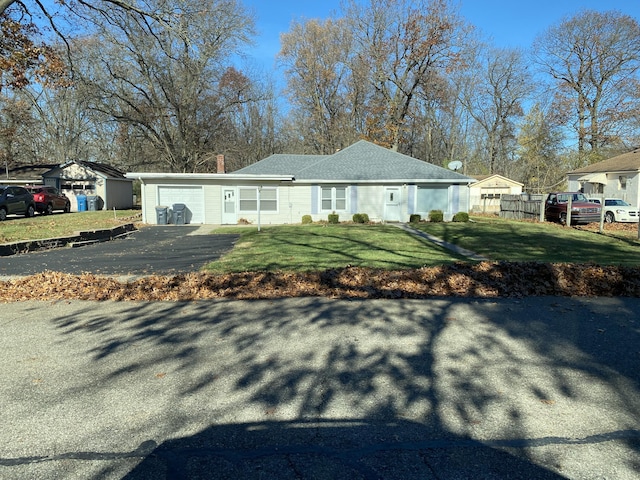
222,188,236,224
384,187,403,222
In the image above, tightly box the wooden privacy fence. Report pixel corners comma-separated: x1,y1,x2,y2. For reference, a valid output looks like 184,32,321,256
499,194,544,221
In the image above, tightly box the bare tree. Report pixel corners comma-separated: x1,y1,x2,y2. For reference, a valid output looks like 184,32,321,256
344,0,465,151
279,17,361,154
516,103,565,193
533,10,640,164
460,46,531,175
69,0,257,172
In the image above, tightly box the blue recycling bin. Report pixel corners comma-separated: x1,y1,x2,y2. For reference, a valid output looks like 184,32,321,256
76,194,87,212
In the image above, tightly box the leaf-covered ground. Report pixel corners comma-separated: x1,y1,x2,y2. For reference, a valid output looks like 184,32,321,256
1,261,639,302
2,220,638,302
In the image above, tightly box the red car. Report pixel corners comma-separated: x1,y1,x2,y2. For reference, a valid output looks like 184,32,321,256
25,185,71,215
544,192,601,225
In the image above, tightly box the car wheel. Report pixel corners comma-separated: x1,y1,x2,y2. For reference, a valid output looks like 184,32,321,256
559,212,567,225
45,203,54,215
26,205,35,218
605,211,614,223
64,202,71,213
0,208,6,221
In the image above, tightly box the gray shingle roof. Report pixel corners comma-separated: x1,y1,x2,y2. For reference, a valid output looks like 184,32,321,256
236,140,472,182
570,148,640,174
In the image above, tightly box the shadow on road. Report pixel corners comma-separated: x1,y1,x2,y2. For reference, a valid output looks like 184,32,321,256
122,418,567,479
7,296,638,478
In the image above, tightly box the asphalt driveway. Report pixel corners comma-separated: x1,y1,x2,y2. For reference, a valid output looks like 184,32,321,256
0,225,239,277
0,296,638,479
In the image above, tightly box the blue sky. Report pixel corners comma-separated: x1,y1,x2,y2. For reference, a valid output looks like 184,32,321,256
243,0,640,70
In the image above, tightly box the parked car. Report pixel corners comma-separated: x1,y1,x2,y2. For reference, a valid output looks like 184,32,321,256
544,192,601,225
587,197,639,223
25,185,71,215
0,185,36,221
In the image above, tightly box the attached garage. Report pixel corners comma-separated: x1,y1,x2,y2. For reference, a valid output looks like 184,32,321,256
129,173,295,225
158,185,204,224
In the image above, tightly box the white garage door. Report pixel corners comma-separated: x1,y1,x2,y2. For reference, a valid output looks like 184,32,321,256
158,186,204,224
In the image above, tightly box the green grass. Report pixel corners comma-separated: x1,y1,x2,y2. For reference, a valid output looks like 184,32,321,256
0,210,141,243
205,224,467,273
4,212,639,271
414,215,640,266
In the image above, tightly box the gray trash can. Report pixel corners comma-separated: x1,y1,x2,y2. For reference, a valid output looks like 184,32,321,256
172,203,187,225
155,206,169,225
87,196,98,211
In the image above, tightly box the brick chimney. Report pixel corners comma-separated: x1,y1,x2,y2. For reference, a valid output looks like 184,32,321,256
216,154,226,174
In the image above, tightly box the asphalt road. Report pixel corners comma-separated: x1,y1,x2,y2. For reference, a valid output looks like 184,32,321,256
0,296,638,479
0,226,239,277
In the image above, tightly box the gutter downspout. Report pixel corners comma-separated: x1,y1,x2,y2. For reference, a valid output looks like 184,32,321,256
138,177,146,223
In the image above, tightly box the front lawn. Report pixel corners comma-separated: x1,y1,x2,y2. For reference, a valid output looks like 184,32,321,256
0,210,141,244
414,216,640,266
206,217,640,273
205,224,467,273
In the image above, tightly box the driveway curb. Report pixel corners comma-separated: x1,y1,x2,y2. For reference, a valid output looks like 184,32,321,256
0,223,137,257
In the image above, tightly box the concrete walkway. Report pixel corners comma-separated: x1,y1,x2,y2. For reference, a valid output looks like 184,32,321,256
395,223,489,261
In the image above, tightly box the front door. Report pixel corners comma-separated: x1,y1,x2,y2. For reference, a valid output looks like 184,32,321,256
384,187,403,222
222,188,236,224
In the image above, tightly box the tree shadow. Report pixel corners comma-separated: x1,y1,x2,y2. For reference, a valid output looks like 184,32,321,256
8,296,637,478
122,418,566,479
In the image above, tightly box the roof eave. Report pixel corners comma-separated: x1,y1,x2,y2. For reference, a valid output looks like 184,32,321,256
126,173,295,181
295,178,474,184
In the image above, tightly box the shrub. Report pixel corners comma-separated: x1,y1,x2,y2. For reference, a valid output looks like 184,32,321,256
301,214,313,224
452,212,469,222
409,214,421,223
352,213,369,223
428,210,443,222
328,212,340,224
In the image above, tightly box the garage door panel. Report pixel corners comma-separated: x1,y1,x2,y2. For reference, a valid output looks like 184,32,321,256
158,186,204,224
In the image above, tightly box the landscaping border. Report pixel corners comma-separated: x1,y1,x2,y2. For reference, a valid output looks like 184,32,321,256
0,223,137,256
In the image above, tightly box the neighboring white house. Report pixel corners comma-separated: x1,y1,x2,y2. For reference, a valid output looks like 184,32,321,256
43,160,134,211
568,148,640,207
468,174,523,213
128,140,475,225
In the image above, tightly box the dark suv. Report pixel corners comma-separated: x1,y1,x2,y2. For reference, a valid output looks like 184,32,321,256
25,185,71,215
0,185,36,221
544,192,601,225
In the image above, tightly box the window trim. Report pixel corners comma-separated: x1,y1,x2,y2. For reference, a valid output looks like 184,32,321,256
238,186,279,213
320,186,348,212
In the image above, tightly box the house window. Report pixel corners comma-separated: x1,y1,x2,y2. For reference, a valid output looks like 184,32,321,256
321,186,346,211
619,176,627,190
238,187,278,212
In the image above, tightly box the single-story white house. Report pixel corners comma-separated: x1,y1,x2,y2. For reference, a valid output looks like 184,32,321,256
568,148,640,207
468,174,523,213
42,160,134,211
128,140,474,225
